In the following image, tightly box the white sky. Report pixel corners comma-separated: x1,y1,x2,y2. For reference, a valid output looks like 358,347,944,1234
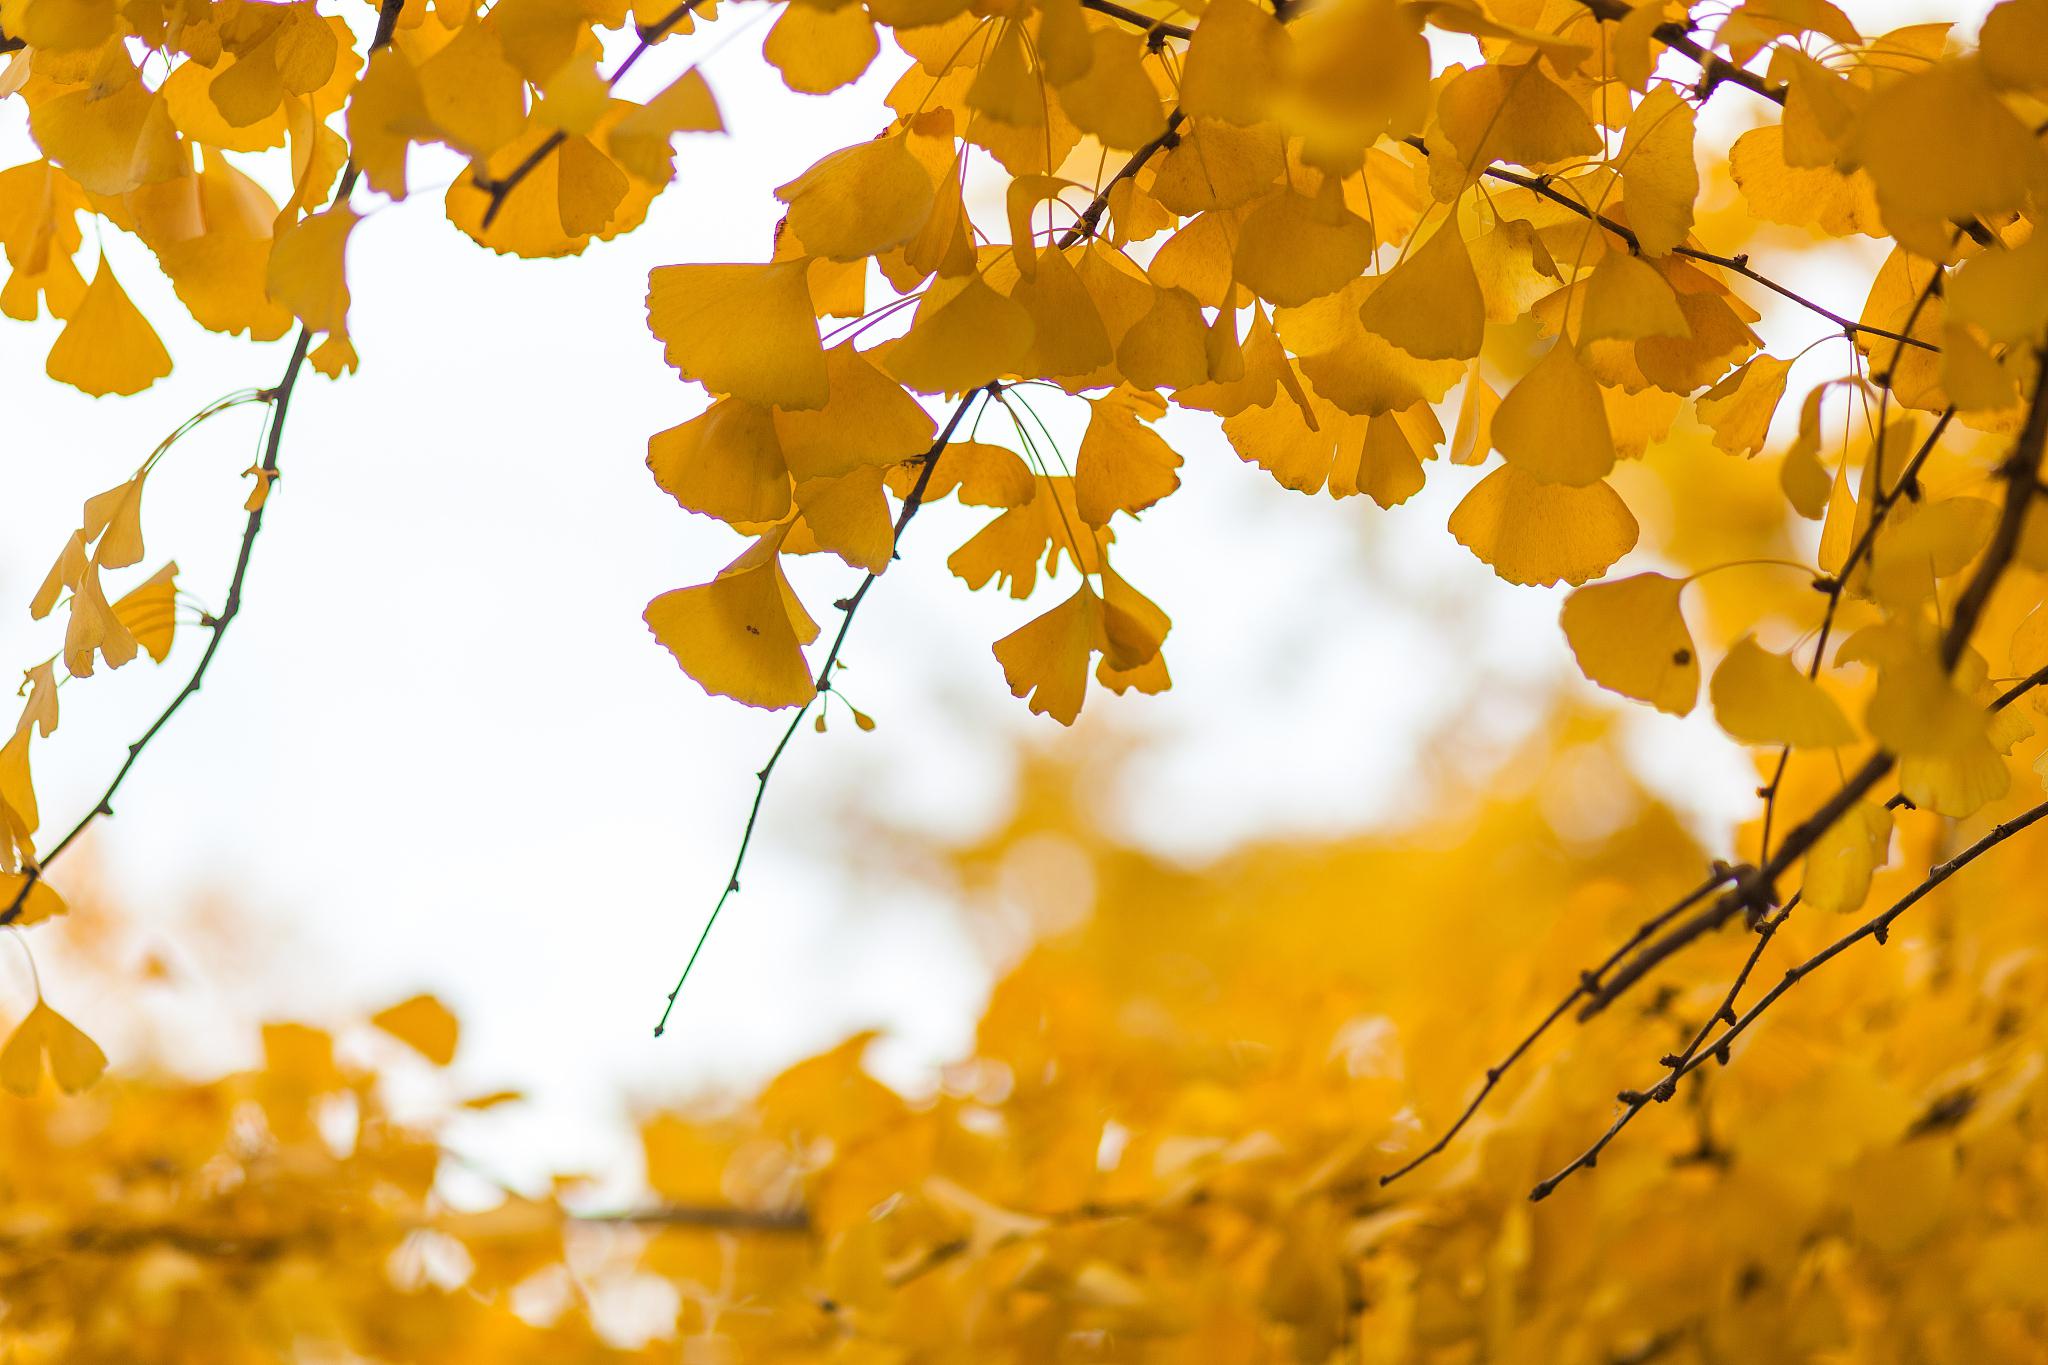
0,1,1989,1190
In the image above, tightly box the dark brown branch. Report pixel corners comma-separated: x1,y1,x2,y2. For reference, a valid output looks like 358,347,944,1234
1532,797,2048,1200
574,1203,809,1231
1377,864,1735,1185
474,0,708,230
1575,0,1784,104
0,0,407,929
1078,0,1193,42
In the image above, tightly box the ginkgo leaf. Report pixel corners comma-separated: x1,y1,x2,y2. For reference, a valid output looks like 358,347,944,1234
647,262,829,410
1695,355,1792,456
609,70,725,184
1075,390,1182,526
0,874,66,927
267,206,356,335
993,586,1099,725
645,541,817,709
1561,573,1698,716
1181,0,1286,125
1357,215,1484,361
775,344,936,480
63,563,138,678
1235,187,1374,308
82,477,147,569
648,399,791,524
1578,252,1690,343
1055,28,1167,151
112,562,179,664
1946,228,2048,346
764,2,879,95
1616,86,1698,257
46,257,172,397
1709,636,1855,748
885,274,1033,395
778,135,935,262
1801,800,1893,914
1492,344,1615,486
372,994,460,1065
1448,465,1638,587
0,1000,107,1096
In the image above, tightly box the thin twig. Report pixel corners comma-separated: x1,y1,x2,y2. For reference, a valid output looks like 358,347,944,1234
1428,150,1939,353
1531,798,2048,1200
652,388,986,1036
653,114,1187,1032
1377,864,1735,1185
0,0,406,928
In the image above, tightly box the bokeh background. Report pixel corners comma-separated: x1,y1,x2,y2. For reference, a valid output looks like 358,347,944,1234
0,0,1989,1195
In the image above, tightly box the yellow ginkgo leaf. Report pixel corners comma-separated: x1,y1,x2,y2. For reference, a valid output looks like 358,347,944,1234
0,874,66,927
647,262,829,409
1075,389,1183,526
1560,573,1698,716
609,70,725,184
763,1,879,95
112,562,179,664
1054,28,1167,151
1357,215,1484,361
1180,0,1286,126
1448,464,1638,587
267,206,357,336
778,135,935,262
46,258,172,397
993,586,1100,725
1801,800,1893,915
1235,187,1375,308
884,274,1033,395
1695,355,1792,456
371,993,460,1066
82,476,147,569
1617,86,1698,257
1709,636,1855,748
645,541,817,709
1946,227,2048,346
0,1000,108,1096
63,563,139,679
1492,344,1615,486
1117,287,1210,391
792,466,896,572
1578,252,1690,343
1435,60,1601,183
775,344,937,481
648,399,791,524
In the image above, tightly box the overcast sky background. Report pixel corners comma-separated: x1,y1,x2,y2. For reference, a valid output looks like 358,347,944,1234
0,1,1988,1192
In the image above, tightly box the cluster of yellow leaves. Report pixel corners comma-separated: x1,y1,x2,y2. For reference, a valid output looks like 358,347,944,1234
1,0,727,395
11,728,2048,1361
624,0,2048,792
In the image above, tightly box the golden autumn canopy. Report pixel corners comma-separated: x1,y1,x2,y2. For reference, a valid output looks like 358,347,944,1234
4,0,2048,1357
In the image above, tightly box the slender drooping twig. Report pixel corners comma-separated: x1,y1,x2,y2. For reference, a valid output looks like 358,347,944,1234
653,111,1188,1033
0,0,407,928
1377,864,1735,1186
1530,798,2048,1200
652,388,986,1038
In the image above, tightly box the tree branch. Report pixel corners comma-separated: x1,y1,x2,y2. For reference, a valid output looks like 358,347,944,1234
654,112,1187,1032
1377,863,1736,1185
1531,797,2048,1200
0,0,407,929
